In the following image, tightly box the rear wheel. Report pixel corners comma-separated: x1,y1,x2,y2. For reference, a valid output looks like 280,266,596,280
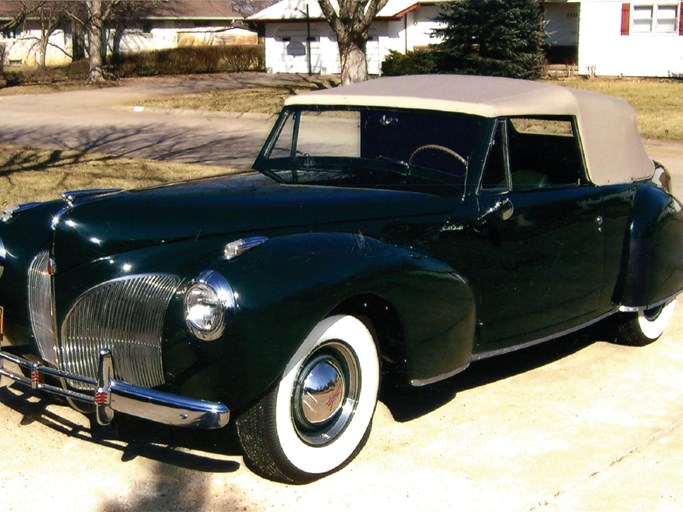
615,300,677,346
236,315,380,483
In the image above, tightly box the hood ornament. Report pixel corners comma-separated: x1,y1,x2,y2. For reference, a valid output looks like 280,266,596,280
224,237,269,261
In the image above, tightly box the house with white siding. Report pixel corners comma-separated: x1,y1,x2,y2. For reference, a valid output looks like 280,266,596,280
577,1,683,77
0,0,252,67
249,0,444,75
250,0,683,77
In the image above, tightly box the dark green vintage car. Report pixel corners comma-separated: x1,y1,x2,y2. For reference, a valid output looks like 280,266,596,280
1,75,681,483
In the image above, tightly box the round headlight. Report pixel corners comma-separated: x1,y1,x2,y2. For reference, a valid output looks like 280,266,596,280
184,270,235,341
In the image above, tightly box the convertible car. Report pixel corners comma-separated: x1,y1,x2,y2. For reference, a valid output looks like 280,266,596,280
1,75,681,483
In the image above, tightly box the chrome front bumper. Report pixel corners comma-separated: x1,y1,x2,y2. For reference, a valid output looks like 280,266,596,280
0,346,230,429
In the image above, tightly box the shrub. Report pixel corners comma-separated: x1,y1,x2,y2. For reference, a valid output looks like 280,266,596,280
381,50,437,76
0,45,265,88
432,0,545,79
113,45,265,77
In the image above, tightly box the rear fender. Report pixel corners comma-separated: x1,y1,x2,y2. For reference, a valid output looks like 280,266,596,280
614,182,683,308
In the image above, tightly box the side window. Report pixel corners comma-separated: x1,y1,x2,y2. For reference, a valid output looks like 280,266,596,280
506,117,586,190
480,121,508,191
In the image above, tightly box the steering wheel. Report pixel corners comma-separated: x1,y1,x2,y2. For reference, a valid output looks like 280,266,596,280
408,144,467,168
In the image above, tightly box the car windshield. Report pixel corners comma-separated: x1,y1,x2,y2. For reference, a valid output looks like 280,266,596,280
255,107,482,191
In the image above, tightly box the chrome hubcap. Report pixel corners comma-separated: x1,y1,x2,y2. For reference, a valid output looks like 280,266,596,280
292,341,360,446
299,356,345,425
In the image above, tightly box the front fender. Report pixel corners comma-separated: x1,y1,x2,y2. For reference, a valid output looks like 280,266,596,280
179,232,475,411
615,183,683,308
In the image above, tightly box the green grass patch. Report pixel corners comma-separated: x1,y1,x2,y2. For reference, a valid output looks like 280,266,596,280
0,144,237,206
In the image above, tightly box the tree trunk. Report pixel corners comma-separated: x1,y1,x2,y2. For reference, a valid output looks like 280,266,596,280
72,19,86,61
88,0,105,83
112,27,124,64
38,35,49,69
0,43,6,88
339,39,368,85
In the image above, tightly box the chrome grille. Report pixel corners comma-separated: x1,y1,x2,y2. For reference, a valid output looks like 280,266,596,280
28,250,59,366
61,274,180,390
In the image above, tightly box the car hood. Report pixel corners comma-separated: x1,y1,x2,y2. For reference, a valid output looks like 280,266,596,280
52,173,455,272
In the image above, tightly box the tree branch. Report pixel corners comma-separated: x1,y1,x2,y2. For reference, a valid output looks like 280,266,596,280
317,0,343,35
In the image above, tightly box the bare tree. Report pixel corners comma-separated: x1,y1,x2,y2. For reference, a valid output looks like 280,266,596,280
233,0,274,18
0,42,5,87
318,0,389,84
31,1,69,68
0,0,44,32
108,0,166,63
0,1,72,68
62,0,165,82
85,0,105,81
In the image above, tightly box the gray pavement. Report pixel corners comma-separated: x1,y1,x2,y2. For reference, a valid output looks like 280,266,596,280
0,73,291,168
1,73,682,511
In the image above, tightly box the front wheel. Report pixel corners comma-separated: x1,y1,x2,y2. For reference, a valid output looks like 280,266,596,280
236,315,380,483
615,300,677,346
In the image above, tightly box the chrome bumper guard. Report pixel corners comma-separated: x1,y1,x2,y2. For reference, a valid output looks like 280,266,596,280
0,347,230,429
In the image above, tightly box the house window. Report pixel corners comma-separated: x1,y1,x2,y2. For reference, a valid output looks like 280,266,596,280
631,3,680,33
1,27,18,39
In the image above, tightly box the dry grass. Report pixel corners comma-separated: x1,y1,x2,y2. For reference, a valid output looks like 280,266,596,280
0,81,107,96
138,83,335,115
139,77,683,141
0,144,236,207
547,77,683,141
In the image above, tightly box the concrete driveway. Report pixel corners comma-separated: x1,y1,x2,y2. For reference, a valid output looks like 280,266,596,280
0,73,293,169
1,74,682,511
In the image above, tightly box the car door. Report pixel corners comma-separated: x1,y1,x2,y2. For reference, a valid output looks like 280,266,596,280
465,117,605,353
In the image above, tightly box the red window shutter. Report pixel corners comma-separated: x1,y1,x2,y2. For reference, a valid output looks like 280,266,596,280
679,2,683,35
621,3,630,35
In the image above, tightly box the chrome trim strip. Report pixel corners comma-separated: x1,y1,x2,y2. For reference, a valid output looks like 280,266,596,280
1,202,41,223
61,188,121,206
618,291,680,313
0,347,230,430
27,251,59,366
410,361,471,387
0,237,5,279
472,310,616,362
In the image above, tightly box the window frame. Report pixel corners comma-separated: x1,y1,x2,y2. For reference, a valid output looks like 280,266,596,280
478,116,588,194
631,2,681,34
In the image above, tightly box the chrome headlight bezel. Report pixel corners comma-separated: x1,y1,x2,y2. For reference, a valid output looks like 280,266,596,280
184,270,235,341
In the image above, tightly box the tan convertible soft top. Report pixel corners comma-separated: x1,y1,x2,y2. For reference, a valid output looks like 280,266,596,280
286,75,654,186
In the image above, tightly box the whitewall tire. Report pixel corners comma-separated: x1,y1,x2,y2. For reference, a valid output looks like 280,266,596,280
616,300,677,346
236,315,380,483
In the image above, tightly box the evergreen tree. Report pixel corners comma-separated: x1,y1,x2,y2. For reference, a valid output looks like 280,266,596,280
432,0,545,79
